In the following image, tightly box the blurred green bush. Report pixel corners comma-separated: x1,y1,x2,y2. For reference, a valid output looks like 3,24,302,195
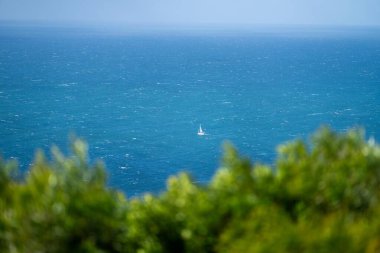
1,127,380,253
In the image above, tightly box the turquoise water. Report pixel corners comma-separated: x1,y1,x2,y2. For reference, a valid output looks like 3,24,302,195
0,25,379,195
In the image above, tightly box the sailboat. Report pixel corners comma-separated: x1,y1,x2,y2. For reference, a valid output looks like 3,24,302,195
197,124,205,136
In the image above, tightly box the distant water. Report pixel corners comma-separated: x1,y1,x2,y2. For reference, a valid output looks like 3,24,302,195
0,25,379,195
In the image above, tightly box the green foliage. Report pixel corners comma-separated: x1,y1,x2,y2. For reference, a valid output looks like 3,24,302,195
0,140,127,253
1,127,380,252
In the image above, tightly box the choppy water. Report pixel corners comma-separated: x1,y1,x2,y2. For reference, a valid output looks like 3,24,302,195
0,25,379,195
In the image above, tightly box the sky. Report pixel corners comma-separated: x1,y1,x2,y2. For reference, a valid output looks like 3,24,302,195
0,0,380,27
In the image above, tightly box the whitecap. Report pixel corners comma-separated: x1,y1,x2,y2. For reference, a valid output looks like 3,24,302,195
58,83,71,87
307,112,325,116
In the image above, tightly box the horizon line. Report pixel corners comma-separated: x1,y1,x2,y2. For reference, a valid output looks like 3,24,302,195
1,19,380,30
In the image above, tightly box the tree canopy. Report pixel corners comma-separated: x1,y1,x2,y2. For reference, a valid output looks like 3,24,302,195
1,127,380,252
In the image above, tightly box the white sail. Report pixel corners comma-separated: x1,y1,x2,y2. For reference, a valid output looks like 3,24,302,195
198,124,205,136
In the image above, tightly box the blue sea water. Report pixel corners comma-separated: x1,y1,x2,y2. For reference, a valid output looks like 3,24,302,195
0,25,379,196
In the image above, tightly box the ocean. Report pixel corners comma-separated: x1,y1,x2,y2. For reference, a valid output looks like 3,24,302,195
0,25,379,195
